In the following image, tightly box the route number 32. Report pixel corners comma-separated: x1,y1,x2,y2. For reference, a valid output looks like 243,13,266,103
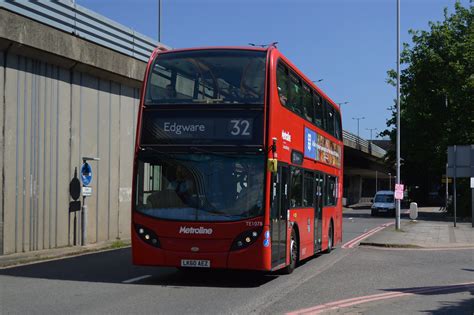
230,119,251,136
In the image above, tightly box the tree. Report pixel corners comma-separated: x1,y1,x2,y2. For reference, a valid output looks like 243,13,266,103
382,1,473,213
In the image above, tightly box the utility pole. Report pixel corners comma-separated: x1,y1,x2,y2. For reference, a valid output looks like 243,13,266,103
445,163,449,211
158,0,162,42
352,117,365,144
337,101,349,111
395,0,401,230
366,128,378,141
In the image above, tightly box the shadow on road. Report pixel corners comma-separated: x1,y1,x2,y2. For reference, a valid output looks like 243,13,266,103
0,248,277,288
143,269,277,288
384,283,474,315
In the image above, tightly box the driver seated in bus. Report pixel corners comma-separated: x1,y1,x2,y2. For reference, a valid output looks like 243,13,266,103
166,165,195,205
145,165,195,209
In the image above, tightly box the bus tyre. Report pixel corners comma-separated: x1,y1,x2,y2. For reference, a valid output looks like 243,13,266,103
283,229,298,274
324,223,333,254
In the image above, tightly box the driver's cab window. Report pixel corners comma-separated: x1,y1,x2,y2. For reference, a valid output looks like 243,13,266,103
137,161,196,210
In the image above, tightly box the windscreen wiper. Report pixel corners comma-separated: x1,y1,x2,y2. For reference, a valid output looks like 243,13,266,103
192,98,225,104
189,146,234,158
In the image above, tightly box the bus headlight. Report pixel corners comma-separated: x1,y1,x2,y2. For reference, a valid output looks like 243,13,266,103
135,224,161,248
230,228,262,251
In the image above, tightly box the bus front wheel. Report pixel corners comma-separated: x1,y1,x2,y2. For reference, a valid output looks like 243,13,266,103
283,229,298,274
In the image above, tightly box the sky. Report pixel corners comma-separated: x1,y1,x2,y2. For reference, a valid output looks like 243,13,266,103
77,0,469,140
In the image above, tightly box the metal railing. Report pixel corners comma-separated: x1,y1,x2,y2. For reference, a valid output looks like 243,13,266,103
0,0,167,62
343,130,387,158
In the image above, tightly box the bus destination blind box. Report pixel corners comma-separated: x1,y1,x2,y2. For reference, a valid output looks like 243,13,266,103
140,110,264,146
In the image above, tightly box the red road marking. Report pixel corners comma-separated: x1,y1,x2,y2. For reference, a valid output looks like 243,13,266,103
341,222,394,249
287,282,474,315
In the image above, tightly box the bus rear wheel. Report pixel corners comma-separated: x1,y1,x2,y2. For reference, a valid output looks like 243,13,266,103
283,229,298,274
324,223,333,254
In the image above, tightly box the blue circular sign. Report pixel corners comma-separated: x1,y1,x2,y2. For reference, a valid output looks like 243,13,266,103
81,162,92,186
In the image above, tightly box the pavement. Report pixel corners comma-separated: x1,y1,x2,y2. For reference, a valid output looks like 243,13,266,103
360,207,474,249
0,239,130,268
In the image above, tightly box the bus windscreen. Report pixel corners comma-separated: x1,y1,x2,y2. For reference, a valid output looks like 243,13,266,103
135,152,264,222
144,50,266,105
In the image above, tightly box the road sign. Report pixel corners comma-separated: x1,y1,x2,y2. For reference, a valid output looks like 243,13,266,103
447,145,474,178
395,184,404,200
80,162,92,186
82,186,92,197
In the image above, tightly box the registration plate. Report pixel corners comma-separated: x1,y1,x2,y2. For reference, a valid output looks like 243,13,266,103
180,259,210,268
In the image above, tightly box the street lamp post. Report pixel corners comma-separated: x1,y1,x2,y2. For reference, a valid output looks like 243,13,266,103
352,117,365,144
395,0,401,230
337,101,349,111
366,128,378,141
158,0,162,42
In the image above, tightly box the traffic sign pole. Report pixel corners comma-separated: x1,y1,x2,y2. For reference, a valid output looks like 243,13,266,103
82,196,88,246
80,157,100,246
471,177,474,228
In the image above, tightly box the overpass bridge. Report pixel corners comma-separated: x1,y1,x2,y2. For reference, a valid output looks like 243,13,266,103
342,131,392,206
0,1,392,255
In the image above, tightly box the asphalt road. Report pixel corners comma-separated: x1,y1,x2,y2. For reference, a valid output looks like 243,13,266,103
1,209,472,314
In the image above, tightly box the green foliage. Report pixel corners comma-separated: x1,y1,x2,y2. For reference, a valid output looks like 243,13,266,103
383,1,473,214
109,239,130,249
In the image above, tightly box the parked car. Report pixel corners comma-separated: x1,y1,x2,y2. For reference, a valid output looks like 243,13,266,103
371,191,395,216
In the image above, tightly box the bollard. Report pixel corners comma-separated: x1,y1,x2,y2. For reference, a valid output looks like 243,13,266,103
410,202,418,221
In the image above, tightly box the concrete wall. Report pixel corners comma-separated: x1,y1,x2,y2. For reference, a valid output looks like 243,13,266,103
0,9,145,255
1,50,4,255
1,51,139,255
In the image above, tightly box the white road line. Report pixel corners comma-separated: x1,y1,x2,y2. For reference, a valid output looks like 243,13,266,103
122,275,152,284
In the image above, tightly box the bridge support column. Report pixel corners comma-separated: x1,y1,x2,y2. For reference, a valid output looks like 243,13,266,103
345,175,362,205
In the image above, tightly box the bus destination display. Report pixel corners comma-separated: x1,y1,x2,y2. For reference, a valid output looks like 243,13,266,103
157,118,253,139
140,112,264,145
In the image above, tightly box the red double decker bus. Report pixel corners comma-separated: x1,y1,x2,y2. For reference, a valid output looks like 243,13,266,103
132,46,343,273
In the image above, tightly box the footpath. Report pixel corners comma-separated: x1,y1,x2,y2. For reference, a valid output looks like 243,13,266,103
360,207,473,249
0,239,130,269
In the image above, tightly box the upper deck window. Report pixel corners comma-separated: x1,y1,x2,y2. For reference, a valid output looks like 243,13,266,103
145,50,266,105
276,60,342,141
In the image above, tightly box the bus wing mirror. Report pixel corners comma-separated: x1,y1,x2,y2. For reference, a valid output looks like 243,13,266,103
268,159,278,173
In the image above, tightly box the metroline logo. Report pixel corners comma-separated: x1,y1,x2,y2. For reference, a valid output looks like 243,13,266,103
179,226,213,235
282,130,292,142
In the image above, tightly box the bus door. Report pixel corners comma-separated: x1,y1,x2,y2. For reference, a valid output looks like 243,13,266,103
314,173,324,253
270,165,289,268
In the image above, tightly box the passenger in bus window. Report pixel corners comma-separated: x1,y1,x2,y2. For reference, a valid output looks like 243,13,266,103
279,88,288,106
165,84,177,98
